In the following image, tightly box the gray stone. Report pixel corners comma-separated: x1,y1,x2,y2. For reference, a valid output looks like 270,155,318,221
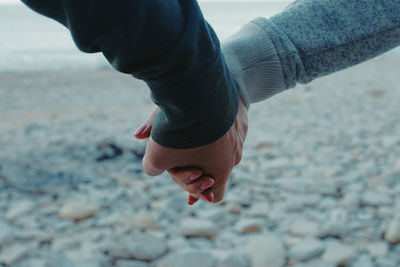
5,200,35,221
352,254,374,267
179,218,217,238
157,251,215,267
288,238,325,261
385,218,400,243
107,233,167,261
0,242,34,265
115,259,149,267
245,202,270,217
361,191,392,206
245,235,285,267
0,220,14,246
322,244,356,265
290,218,320,237
366,242,388,258
217,252,250,267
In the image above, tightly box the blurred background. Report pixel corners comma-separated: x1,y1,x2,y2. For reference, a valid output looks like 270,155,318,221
1,1,400,266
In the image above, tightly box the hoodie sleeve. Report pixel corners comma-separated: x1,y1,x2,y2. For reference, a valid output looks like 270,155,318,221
22,0,240,149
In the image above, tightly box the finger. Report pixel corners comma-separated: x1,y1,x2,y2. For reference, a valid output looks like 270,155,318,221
188,195,199,205
208,184,226,203
183,176,214,195
168,167,202,184
199,190,214,202
142,154,165,176
134,107,159,139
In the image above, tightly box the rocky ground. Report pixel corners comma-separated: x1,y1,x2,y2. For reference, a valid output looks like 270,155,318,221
1,55,400,267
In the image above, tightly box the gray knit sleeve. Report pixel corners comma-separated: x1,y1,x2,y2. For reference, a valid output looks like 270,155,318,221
223,0,400,105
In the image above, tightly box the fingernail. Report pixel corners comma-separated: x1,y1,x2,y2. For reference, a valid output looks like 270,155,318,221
200,180,214,191
200,195,209,202
134,123,147,135
189,174,201,181
208,192,214,202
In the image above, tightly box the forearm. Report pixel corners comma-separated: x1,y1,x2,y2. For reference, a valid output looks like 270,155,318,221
223,0,400,104
22,0,239,149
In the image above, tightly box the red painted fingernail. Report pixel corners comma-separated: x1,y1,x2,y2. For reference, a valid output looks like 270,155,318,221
189,174,201,181
188,196,198,205
134,123,147,136
200,181,214,191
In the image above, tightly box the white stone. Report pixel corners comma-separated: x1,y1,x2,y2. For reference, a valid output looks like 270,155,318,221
234,218,264,234
322,244,356,265
107,233,167,261
157,251,215,267
225,203,243,214
217,252,250,267
179,218,217,238
245,202,269,217
352,255,374,267
59,202,100,220
135,213,161,230
245,235,285,267
288,238,325,261
366,242,388,258
0,242,33,265
361,191,392,206
385,219,400,243
290,218,320,236
5,200,35,221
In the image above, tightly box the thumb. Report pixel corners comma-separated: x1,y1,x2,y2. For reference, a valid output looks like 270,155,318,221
134,107,159,139
142,153,165,176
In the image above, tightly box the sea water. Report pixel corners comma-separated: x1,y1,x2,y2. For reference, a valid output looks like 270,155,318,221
0,1,398,73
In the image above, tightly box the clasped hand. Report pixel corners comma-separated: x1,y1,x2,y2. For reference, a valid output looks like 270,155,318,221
134,99,248,204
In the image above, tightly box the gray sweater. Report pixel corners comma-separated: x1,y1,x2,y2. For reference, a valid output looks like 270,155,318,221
223,0,400,107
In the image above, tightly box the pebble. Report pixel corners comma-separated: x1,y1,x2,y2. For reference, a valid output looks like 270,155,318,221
0,220,14,246
234,218,264,234
179,218,217,238
59,202,100,220
352,254,374,267
385,218,400,243
245,202,270,217
366,242,388,258
361,191,392,207
157,251,215,267
115,259,149,267
322,244,356,265
288,238,325,261
135,212,161,230
217,252,250,267
225,203,243,214
0,242,33,265
5,200,35,221
290,218,320,236
245,235,285,267
107,233,167,261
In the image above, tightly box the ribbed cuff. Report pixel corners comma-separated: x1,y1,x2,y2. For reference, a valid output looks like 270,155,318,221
222,21,286,105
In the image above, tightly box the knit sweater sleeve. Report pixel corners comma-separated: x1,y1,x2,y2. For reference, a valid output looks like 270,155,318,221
222,0,400,104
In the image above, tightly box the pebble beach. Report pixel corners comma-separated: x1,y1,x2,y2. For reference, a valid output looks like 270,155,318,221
1,2,400,267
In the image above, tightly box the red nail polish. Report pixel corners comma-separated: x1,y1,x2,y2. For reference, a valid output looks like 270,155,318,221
134,123,147,135
189,174,201,181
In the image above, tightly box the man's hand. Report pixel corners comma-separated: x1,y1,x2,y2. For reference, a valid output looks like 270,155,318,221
135,99,248,203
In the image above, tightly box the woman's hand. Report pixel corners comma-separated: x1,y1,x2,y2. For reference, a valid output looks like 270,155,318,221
135,99,248,203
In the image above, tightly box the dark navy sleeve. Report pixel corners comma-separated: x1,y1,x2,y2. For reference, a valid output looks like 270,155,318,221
22,0,240,149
